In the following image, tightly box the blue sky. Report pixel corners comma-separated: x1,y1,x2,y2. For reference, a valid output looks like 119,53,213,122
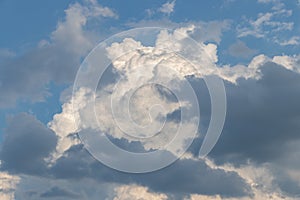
1,0,300,199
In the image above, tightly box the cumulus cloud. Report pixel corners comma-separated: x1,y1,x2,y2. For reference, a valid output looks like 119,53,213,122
11,23,298,199
47,88,86,162
32,26,300,199
49,26,300,165
2,1,300,197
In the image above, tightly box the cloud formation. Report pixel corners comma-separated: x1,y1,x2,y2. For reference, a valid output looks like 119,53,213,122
158,1,176,15
0,0,116,108
1,0,300,199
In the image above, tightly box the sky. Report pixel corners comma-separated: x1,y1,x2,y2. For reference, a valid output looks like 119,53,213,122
0,0,300,199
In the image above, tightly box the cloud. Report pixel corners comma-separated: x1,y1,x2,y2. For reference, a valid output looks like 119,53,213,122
49,145,252,198
0,49,15,63
228,40,257,58
8,24,298,198
272,55,300,73
0,0,116,108
257,0,286,11
128,20,230,44
40,186,80,199
51,0,117,57
275,36,300,46
48,26,300,165
2,5,300,197
47,87,84,162
207,62,300,163
13,174,115,200
0,113,57,175
237,7,293,40
0,136,252,199
4,55,300,198
0,172,20,200
112,185,168,200
178,51,300,198
158,1,176,15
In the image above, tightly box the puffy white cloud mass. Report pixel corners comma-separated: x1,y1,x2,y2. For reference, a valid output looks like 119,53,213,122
48,25,300,165
0,172,20,200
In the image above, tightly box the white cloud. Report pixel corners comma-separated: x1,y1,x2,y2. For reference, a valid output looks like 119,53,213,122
257,0,285,10
47,88,88,162
158,1,176,15
51,0,117,56
276,36,300,46
0,172,20,200
39,0,117,161
272,55,300,73
48,26,300,162
237,7,293,40
128,20,230,44
113,185,168,200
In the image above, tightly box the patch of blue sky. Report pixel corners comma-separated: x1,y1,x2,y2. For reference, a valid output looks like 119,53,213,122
0,0,75,50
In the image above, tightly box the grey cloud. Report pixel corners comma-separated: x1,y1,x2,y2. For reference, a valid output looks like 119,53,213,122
0,44,80,108
49,144,252,198
228,40,257,58
14,175,112,200
0,113,57,175
184,63,300,197
135,158,252,198
272,169,300,198
209,63,300,165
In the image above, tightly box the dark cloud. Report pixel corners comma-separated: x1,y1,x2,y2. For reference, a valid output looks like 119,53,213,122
3,60,300,199
135,158,252,198
49,144,252,198
272,170,300,198
0,113,57,175
185,63,300,197
209,63,300,165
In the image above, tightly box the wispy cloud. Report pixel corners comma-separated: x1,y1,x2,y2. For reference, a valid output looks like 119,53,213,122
158,1,176,15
